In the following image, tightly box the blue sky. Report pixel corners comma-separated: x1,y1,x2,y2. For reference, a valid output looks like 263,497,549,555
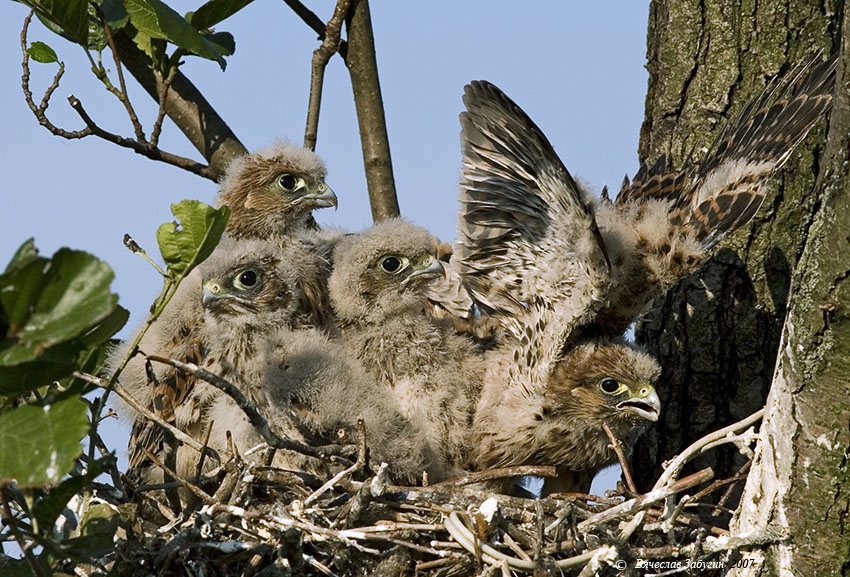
1,1,650,489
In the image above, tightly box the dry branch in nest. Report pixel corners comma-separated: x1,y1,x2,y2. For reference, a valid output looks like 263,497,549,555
57,362,769,576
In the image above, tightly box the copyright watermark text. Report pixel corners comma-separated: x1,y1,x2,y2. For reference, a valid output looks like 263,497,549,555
613,558,754,572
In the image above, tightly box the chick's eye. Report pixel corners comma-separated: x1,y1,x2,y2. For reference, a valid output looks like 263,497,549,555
279,174,297,190
600,378,620,394
234,269,258,289
381,256,402,273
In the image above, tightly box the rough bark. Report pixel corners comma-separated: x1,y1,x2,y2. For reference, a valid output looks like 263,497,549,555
728,8,850,574
344,0,400,222
633,0,839,521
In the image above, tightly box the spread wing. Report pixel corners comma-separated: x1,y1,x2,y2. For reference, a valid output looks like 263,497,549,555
454,81,610,390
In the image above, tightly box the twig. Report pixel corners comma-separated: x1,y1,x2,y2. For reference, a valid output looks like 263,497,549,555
603,422,637,493
147,355,356,460
139,447,215,505
304,0,351,150
95,4,145,141
281,0,348,60
302,418,366,507
151,65,178,148
428,465,557,488
445,512,610,571
0,480,46,577
19,12,90,139
621,409,764,542
576,467,714,533
692,460,752,503
67,96,214,178
73,371,220,463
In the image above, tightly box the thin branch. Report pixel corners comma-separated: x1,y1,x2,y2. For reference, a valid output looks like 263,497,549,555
147,355,356,461
304,0,351,150
576,467,714,533
345,0,400,222
73,370,220,463
151,64,178,148
302,418,366,507
67,95,216,178
428,465,558,488
20,12,90,139
0,481,46,577
139,447,215,505
603,422,637,494
95,4,145,141
281,0,349,60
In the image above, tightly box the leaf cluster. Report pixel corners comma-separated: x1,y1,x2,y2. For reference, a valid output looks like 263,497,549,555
0,200,228,576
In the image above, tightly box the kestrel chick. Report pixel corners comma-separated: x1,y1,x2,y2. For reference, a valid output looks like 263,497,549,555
454,80,660,493
590,54,837,335
217,142,338,239
198,236,441,484
329,219,485,478
475,339,661,493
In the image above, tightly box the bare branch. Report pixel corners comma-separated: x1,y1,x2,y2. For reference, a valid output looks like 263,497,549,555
304,0,351,151
147,355,356,461
96,5,146,141
281,0,349,60
139,447,215,505
602,422,637,494
428,465,558,489
345,0,400,221
74,370,220,464
110,29,247,179
20,12,90,140
576,467,714,533
67,95,217,178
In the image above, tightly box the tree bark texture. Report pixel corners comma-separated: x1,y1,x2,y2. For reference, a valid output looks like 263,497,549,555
633,0,842,528
344,0,400,222
728,7,850,574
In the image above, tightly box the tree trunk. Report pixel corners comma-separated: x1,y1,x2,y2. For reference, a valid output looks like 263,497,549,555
728,7,850,574
633,0,845,545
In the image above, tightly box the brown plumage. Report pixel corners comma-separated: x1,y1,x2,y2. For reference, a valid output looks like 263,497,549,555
198,237,439,484
116,143,337,494
590,54,837,335
216,142,337,239
452,80,662,494
474,339,660,493
328,219,485,480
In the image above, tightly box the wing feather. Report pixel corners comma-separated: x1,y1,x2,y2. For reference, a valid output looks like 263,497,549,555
455,81,610,390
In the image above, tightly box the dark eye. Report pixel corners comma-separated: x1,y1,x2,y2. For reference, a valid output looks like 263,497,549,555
279,174,297,190
381,256,401,273
233,269,258,289
600,378,620,394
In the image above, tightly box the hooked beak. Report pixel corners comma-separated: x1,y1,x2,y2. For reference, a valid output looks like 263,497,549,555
399,255,445,289
300,182,338,210
617,386,661,422
202,281,226,309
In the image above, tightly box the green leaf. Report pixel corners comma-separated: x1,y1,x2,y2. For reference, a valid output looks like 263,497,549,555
101,0,129,29
156,201,230,278
26,41,59,63
0,256,51,334
25,0,89,46
19,249,118,351
0,395,89,487
204,30,235,56
79,305,129,347
124,0,226,68
4,238,40,274
32,454,115,528
62,502,119,557
187,0,255,30
0,343,81,397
